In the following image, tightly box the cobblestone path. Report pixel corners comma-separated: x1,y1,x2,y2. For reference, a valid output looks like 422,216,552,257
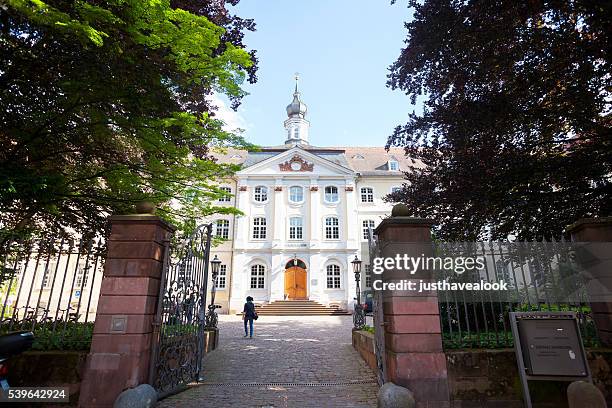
157,315,379,408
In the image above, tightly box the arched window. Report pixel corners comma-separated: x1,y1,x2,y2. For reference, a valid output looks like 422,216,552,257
325,217,339,240
254,186,268,202
326,264,341,289
324,186,339,203
250,264,265,289
252,217,267,239
360,187,374,203
289,186,304,203
289,217,303,240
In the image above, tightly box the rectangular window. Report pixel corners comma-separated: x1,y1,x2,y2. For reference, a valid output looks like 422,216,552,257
360,187,374,203
365,264,372,288
76,266,89,288
324,186,338,203
289,186,304,203
326,264,341,289
325,217,339,240
362,220,376,240
252,217,267,239
250,264,265,289
215,219,230,239
254,186,268,202
218,187,232,202
216,264,227,289
289,217,303,240
41,263,56,289
389,160,399,171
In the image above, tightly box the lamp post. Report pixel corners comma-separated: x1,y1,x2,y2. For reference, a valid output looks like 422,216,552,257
352,254,362,303
205,254,222,329
351,255,365,329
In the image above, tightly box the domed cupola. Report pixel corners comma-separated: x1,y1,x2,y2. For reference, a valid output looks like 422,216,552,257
286,84,307,118
283,74,310,145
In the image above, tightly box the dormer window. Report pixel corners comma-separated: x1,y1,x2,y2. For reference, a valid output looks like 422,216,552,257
352,154,365,160
388,160,399,171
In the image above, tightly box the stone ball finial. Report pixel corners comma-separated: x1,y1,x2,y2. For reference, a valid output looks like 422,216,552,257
135,201,156,215
391,203,410,217
567,381,606,408
377,382,415,408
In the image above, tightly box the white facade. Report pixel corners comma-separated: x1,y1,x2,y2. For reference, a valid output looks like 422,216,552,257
211,86,419,313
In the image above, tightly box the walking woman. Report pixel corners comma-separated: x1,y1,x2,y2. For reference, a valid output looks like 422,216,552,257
242,296,257,338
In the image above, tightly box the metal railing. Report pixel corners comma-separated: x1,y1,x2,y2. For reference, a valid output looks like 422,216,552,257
434,241,599,349
0,236,105,348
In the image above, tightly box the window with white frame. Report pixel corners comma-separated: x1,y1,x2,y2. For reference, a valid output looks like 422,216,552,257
289,217,303,240
216,264,227,289
324,186,339,203
254,186,268,202
289,186,304,203
325,217,339,239
76,266,89,288
391,186,402,194
252,217,267,239
41,263,56,288
218,187,232,202
365,264,372,288
389,160,399,171
250,264,265,289
360,187,374,203
215,219,230,239
362,220,376,240
326,264,341,289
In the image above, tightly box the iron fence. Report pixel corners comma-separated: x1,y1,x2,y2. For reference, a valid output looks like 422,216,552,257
0,236,105,349
434,241,599,349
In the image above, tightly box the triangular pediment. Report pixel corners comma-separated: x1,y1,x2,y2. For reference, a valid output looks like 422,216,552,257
237,146,355,177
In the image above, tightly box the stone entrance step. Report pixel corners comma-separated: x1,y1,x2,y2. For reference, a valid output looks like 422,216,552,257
255,300,351,316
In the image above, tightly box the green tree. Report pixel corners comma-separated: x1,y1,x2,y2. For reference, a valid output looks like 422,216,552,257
0,0,257,239
387,0,612,240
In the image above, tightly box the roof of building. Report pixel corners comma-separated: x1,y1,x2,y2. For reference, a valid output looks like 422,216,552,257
213,144,423,175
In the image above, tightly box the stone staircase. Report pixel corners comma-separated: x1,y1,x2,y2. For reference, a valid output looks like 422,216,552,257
255,300,351,316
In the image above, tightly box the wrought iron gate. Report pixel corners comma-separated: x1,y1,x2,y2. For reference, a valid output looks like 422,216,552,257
149,224,213,397
367,228,387,385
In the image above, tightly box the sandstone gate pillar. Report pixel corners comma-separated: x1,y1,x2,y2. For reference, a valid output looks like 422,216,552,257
374,213,450,407
79,215,175,407
567,217,612,347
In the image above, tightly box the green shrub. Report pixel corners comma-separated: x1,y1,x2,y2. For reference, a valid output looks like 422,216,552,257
0,321,94,351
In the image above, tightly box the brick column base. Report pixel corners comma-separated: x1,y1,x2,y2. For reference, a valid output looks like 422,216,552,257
78,215,175,407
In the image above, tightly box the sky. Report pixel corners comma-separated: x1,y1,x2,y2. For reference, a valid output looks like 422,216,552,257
215,0,419,148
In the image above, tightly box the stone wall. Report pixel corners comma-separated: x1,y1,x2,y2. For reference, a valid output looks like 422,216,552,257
352,329,377,374
352,330,612,407
448,349,612,408
8,351,88,406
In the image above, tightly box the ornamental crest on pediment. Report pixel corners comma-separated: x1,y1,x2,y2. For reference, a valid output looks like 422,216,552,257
278,155,314,172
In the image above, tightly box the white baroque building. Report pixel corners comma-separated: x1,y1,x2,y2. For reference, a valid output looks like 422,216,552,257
211,84,419,313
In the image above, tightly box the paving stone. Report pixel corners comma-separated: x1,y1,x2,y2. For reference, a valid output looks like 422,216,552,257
157,315,379,408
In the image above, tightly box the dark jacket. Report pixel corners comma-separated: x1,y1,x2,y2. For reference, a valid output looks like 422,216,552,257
243,301,256,319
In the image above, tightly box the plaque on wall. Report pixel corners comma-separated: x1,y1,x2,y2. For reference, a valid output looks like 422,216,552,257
509,312,592,408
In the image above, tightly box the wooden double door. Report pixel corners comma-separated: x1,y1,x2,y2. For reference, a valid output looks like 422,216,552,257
284,266,307,299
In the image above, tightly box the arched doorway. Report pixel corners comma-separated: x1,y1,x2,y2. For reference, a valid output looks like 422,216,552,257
284,259,307,300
